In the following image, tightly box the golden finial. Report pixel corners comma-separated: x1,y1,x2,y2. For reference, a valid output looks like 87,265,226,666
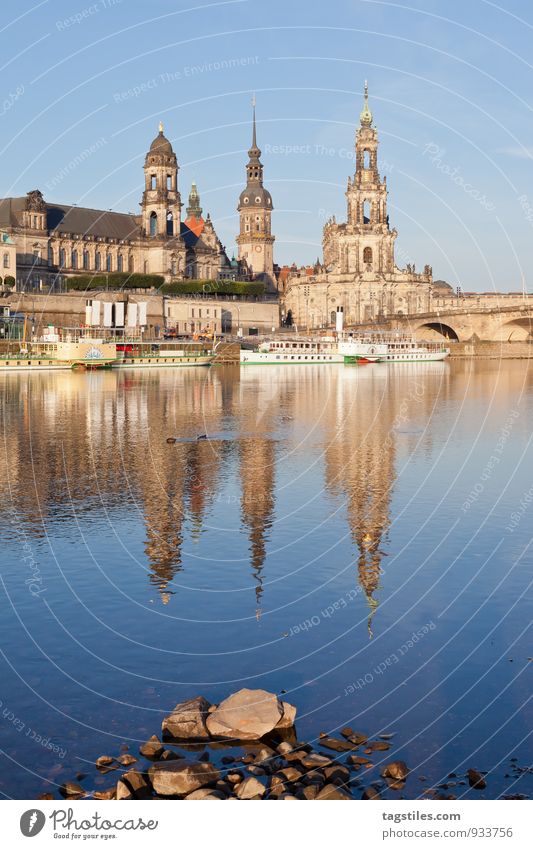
158,120,164,133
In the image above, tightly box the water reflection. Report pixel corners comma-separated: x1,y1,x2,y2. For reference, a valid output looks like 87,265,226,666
0,363,448,626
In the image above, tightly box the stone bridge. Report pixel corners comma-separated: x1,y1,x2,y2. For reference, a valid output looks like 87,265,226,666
353,304,533,343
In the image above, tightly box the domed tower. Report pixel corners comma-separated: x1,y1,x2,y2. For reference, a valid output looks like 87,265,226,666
141,122,182,238
236,98,275,284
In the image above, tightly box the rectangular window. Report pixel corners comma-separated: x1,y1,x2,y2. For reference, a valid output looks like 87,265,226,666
3,253,9,268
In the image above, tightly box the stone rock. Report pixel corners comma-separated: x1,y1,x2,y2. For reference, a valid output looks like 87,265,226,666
116,770,152,801
362,785,381,799
318,736,356,752
277,742,292,755
340,726,355,738
59,781,85,798
347,754,371,768
347,732,368,745
301,753,332,769
316,784,351,800
149,760,220,797
118,754,137,766
467,769,487,789
206,689,283,740
324,765,350,785
275,701,297,729
95,755,114,768
382,761,409,781
139,735,164,759
298,784,320,800
185,788,225,799
37,793,54,800
226,771,244,784
247,765,266,776
162,696,211,741
278,766,304,783
159,749,182,761
93,787,116,800
235,776,266,799
367,740,391,752
254,745,276,764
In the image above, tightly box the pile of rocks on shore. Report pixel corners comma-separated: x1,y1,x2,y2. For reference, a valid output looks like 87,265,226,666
49,689,490,801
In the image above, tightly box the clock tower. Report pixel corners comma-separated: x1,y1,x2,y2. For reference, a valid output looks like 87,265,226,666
236,98,275,286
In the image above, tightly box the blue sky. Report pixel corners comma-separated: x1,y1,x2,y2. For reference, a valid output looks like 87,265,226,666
1,0,532,291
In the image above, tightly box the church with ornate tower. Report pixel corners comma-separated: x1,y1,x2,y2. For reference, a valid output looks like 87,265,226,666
284,83,433,328
236,98,275,290
0,112,275,291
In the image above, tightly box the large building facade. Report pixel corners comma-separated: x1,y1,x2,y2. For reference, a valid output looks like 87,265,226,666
284,84,433,328
0,116,275,292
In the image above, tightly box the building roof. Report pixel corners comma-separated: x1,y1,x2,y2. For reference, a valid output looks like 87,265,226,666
0,196,141,240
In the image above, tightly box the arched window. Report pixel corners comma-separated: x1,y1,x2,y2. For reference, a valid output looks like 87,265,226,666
149,211,157,237
151,174,156,190
71,249,78,269
106,254,112,272
128,255,134,273
33,215,37,228
83,250,89,270
95,251,101,270
363,149,371,168
59,248,65,267
47,245,54,266
171,258,177,275
330,311,336,325
166,211,173,236
143,260,148,274
167,174,172,190
363,200,371,223
363,246,373,265
117,254,123,272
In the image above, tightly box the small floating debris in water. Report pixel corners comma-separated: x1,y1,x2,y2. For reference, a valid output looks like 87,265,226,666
197,434,208,440
166,437,177,444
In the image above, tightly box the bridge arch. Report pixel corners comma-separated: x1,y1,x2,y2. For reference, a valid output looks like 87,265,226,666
492,318,533,342
416,321,459,341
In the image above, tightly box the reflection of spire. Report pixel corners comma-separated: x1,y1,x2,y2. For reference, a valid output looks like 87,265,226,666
239,436,275,619
324,371,394,637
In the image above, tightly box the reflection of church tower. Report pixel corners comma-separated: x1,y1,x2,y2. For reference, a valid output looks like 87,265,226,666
236,97,275,287
239,439,275,618
324,371,395,636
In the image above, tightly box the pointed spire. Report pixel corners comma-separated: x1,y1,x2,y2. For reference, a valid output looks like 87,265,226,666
359,80,373,127
248,93,261,162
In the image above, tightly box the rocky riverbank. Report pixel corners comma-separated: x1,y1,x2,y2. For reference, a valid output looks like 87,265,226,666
39,689,526,801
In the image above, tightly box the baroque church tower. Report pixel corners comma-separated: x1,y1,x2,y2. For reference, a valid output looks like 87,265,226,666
323,82,397,276
141,122,182,239
237,98,275,286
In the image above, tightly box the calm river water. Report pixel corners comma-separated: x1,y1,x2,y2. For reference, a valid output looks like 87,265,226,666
0,360,531,799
